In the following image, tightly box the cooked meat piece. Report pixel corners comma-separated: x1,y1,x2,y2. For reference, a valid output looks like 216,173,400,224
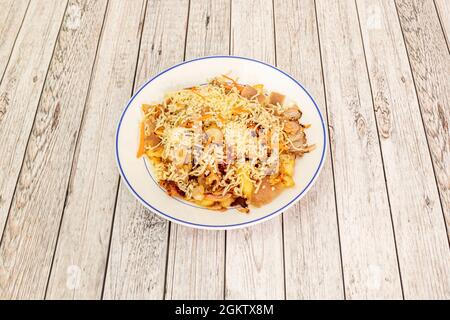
162,181,185,197
288,131,307,152
290,130,306,145
283,120,302,135
256,94,267,104
249,177,282,207
283,106,302,120
269,92,285,105
240,85,257,99
231,196,248,208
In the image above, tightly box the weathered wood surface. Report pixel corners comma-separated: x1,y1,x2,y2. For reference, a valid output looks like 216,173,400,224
0,0,108,299
103,0,189,300
0,0,67,244
316,0,402,299
0,0,449,300
46,0,147,300
395,0,450,243
274,0,344,300
357,0,450,299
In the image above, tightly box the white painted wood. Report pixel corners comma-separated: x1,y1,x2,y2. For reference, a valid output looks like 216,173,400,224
184,0,231,57
164,0,230,300
225,0,285,300
357,0,450,299
103,186,170,300
435,0,450,49
0,0,108,299
315,0,402,299
0,0,29,79
0,0,67,243
103,0,190,300
274,0,344,299
0,0,448,300
166,227,225,300
46,0,146,300
396,0,450,243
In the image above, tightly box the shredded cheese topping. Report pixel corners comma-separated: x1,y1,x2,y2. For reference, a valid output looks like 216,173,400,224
138,76,313,212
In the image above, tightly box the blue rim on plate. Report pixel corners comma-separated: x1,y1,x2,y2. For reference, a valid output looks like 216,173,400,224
115,55,327,229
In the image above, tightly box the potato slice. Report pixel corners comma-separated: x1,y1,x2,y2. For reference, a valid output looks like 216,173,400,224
281,175,295,187
280,154,295,176
240,169,254,199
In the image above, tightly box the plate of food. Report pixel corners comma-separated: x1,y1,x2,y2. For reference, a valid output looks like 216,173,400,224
115,56,326,229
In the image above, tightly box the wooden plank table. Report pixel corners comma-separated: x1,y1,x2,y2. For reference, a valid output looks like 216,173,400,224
0,0,448,300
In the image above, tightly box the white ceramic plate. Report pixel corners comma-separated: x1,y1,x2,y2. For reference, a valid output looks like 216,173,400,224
115,56,326,230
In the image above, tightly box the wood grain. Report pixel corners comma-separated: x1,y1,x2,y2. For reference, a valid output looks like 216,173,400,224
0,0,108,299
103,186,170,299
434,0,450,50
0,0,67,242
274,0,344,299
103,0,190,300
396,0,450,242
164,0,230,300
0,0,448,300
315,0,402,299
45,0,146,300
0,0,30,79
357,0,450,299
166,227,225,299
225,0,285,300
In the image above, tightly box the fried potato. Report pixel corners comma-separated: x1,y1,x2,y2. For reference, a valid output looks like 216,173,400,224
196,199,215,207
220,197,234,208
240,170,254,199
280,154,295,176
281,175,295,187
